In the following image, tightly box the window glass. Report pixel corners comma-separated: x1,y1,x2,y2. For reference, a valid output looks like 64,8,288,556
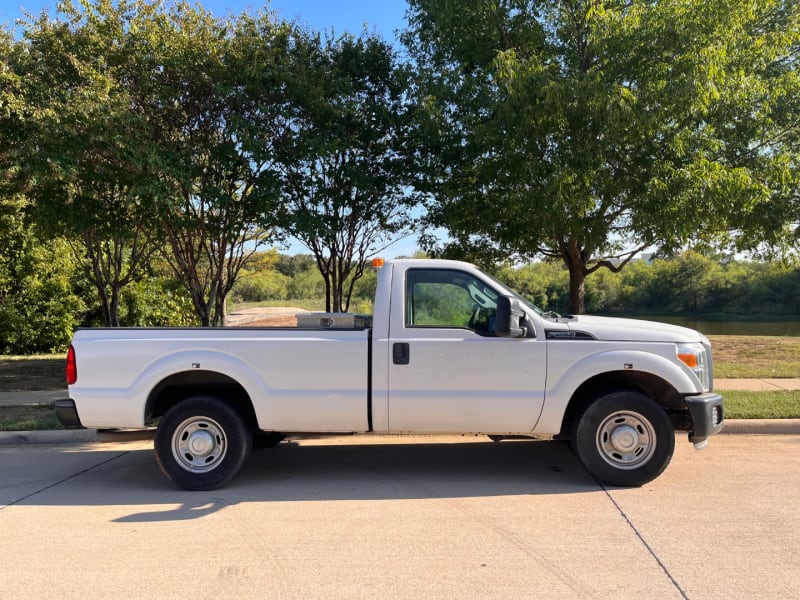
406,269,498,334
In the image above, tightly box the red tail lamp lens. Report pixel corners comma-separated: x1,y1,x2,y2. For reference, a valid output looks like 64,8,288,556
66,345,77,385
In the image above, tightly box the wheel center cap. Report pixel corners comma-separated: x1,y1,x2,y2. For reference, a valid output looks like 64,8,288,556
611,425,639,451
188,430,215,456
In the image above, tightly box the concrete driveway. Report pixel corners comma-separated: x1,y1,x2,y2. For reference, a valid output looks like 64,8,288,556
1,434,798,599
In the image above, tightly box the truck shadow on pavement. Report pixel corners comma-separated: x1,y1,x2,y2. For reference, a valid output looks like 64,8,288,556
114,439,598,522
245,438,594,496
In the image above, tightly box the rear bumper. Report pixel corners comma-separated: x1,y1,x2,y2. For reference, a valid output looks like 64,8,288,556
55,399,85,428
685,393,724,446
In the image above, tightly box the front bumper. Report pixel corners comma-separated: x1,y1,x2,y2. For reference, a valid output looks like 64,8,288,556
685,393,724,448
55,399,85,428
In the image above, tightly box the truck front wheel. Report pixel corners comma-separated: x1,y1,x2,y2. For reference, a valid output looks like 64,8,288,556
154,396,252,490
572,391,674,487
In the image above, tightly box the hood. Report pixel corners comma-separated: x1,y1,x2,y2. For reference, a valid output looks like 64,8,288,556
551,314,705,343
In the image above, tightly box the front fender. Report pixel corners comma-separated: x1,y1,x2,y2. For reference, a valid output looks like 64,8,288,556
534,349,700,435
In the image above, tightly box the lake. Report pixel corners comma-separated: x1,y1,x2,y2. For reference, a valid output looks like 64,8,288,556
635,316,800,337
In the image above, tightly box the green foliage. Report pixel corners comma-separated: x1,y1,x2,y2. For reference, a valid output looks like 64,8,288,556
273,31,419,312
494,251,800,318
6,0,164,327
232,271,291,303
404,0,800,314
0,236,86,354
120,277,197,327
231,251,380,314
275,254,317,278
494,262,569,312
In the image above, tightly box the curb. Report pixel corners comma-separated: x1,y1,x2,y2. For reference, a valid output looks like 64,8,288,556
0,428,155,445
1,421,799,445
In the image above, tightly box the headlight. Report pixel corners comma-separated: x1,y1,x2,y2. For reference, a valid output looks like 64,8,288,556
676,342,710,390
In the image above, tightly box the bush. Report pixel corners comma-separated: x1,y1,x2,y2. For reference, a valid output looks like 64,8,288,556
0,237,86,354
121,277,197,327
232,271,290,303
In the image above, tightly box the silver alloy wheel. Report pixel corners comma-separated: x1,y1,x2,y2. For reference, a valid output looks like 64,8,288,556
172,415,228,473
595,410,656,470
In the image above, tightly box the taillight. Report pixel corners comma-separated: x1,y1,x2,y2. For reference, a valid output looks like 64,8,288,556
66,344,77,385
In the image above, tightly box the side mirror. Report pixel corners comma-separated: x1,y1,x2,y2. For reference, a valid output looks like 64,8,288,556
494,295,526,338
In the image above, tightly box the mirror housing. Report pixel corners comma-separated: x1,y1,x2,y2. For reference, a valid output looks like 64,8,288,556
494,295,526,338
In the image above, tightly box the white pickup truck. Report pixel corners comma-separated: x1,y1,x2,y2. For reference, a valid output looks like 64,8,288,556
58,258,723,490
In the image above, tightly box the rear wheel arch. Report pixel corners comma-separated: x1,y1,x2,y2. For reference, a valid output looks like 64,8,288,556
145,370,258,431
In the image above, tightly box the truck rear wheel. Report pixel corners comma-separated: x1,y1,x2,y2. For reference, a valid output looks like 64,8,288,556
154,396,252,490
572,391,674,487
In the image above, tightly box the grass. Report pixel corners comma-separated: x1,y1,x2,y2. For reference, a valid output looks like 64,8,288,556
1,335,799,429
0,354,66,392
722,391,800,419
708,335,800,378
0,403,64,431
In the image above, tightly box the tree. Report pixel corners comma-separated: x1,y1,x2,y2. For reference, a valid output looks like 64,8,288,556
404,0,800,313
143,5,290,326
273,32,418,312
9,0,163,326
12,1,295,327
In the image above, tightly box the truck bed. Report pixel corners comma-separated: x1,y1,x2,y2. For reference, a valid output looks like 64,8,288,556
68,327,371,431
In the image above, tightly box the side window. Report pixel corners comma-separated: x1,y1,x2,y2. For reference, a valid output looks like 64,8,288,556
406,269,498,334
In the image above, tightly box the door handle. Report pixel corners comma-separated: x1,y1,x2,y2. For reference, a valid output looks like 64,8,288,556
393,342,410,365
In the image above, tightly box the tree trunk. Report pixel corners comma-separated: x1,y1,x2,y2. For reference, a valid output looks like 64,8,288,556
562,238,588,315
567,263,586,315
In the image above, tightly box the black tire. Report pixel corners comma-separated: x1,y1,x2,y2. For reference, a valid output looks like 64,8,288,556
154,396,253,491
572,391,674,487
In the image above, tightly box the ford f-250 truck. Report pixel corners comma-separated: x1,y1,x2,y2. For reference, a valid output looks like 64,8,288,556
57,258,724,490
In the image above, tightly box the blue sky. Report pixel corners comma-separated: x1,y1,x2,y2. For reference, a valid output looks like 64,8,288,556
2,0,410,41
3,0,424,257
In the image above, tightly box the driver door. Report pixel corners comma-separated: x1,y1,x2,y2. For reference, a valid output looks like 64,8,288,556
387,268,547,433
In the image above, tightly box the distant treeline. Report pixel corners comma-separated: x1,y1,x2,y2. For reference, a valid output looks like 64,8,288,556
231,250,800,318
493,251,800,318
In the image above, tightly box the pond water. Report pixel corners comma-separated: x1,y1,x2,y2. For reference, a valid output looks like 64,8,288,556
637,316,800,337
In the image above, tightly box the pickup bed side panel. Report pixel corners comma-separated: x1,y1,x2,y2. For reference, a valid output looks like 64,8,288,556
69,328,370,432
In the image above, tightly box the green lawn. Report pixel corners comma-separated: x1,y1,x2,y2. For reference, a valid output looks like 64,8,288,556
0,404,64,431
721,391,800,419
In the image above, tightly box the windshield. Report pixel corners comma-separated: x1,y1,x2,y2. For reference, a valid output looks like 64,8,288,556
478,268,547,316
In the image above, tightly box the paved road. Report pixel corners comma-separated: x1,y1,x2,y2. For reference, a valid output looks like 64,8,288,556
1,434,798,599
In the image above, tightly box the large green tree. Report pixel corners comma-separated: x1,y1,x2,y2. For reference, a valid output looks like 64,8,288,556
139,4,290,326
7,1,164,327
405,0,800,313
9,1,292,327
272,32,418,313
